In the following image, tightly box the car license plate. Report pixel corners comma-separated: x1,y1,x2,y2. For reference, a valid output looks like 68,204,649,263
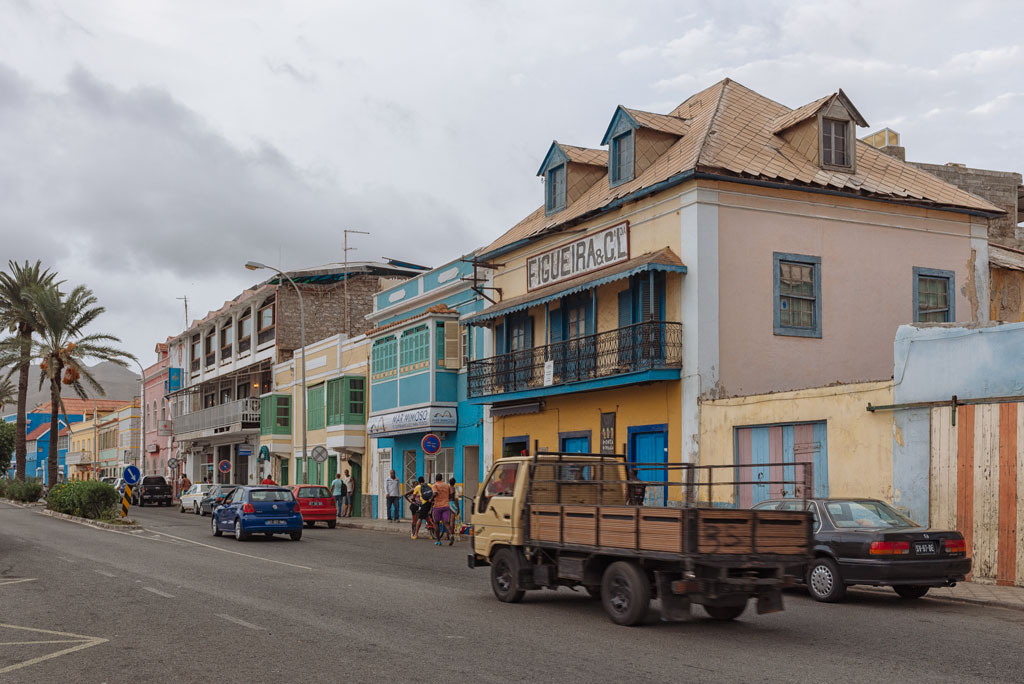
915,541,936,555
310,501,321,506
267,520,286,525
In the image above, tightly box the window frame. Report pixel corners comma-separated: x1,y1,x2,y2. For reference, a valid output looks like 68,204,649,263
819,116,854,172
545,163,566,215
399,325,429,373
220,320,233,358
773,252,822,339
371,336,398,380
610,130,635,186
913,267,955,323
257,304,275,333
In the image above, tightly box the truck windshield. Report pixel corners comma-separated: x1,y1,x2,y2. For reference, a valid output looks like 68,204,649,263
484,463,518,497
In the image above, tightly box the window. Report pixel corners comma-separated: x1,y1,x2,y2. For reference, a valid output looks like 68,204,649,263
821,118,850,168
347,378,365,419
914,267,955,323
371,336,398,379
327,376,366,425
257,303,275,345
307,384,325,430
220,321,233,357
204,332,215,366
462,327,470,366
773,252,822,338
484,462,519,497
276,396,290,429
611,130,634,186
190,335,201,371
238,313,252,353
399,325,429,372
545,164,566,214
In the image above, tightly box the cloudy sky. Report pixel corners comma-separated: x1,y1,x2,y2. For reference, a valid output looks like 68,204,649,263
1,0,1021,364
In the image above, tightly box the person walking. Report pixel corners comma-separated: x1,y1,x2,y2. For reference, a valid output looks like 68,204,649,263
406,476,433,540
178,473,192,501
342,469,354,517
431,474,455,546
330,472,346,519
385,469,401,522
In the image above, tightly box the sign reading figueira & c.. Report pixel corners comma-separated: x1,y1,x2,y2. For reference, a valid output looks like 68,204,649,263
527,221,629,291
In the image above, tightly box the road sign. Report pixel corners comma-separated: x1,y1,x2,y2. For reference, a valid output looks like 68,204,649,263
238,444,252,457
120,484,134,518
123,465,141,486
166,457,179,469
311,446,328,463
218,460,232,474
421,433,441,455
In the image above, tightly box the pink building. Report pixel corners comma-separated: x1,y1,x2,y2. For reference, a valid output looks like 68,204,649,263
141,343,178,483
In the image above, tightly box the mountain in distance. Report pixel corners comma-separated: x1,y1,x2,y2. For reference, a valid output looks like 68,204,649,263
6,361,140,413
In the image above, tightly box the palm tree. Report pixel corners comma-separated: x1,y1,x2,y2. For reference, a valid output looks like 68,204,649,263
0,376,15,413
0,261,60,481
29,284,135,487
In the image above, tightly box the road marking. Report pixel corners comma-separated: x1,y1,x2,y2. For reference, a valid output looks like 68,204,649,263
0,578,37,586
145,529,313,571
216,614,262,630
142,587,175,598
0,623,107,675
94,570,115,578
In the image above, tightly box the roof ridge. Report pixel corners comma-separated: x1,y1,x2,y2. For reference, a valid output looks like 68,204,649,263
694,79,731,167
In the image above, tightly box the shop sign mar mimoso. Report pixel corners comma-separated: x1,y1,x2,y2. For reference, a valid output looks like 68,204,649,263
527,222,629,290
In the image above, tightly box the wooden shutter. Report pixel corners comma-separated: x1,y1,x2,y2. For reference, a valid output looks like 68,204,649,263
444,321,461,369
549,308,562,344
495,322,505,355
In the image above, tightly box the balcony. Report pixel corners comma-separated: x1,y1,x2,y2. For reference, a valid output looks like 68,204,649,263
65,451,89,465
173,397,261,438
468,321,682,399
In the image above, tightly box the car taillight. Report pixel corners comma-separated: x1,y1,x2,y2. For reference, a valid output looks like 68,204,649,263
242,503,255,514
870,541,910,555
944,539,967,554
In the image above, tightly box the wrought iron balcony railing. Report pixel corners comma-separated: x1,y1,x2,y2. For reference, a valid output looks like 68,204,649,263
467,321,682,398
172,397,261,436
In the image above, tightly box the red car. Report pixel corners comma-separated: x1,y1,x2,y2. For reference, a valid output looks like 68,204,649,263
290,485,338,528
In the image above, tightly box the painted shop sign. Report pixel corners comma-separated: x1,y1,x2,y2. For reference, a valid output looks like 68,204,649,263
527,222,629,291
367,406,458,436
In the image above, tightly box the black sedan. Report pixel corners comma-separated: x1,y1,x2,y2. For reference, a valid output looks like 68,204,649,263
199,485,239,517
752,498,971,602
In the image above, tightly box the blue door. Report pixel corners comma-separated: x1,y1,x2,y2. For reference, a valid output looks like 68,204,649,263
561,436,589,453
735,422,828,508
629,426,668,506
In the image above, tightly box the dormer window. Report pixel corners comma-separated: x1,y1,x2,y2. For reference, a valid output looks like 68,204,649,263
546,163,566,214
610,130,634,186
821,118,850,168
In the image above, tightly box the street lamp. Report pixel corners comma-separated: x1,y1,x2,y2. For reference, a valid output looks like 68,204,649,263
245,261,307,484
132,358,145,472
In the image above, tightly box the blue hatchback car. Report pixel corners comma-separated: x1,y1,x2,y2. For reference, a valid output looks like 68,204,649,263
211,486,303,541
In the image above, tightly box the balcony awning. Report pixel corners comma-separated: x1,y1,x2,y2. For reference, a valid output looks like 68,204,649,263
462,247,686,325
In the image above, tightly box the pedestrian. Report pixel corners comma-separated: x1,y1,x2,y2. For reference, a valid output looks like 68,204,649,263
330,472,346,519
431,474,455,546
260,473,276,485
180,474,192,500
385,469,402,522
342,469,354,517
406,476,433,540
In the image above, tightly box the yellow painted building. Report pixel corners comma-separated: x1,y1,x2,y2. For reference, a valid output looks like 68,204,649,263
67,418,98,480
260,333,370,511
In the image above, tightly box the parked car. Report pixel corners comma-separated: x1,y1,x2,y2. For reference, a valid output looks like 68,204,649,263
100,477,117,486
112,478,135,504
752,497,971,602
199,485,238,516
136,475,172,506
290,485,337,528
212,486,302,541
179,483,217,514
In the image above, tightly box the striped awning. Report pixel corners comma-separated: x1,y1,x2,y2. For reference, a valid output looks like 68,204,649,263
462,247,685,325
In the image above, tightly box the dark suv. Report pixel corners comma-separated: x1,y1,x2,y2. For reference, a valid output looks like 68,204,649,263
137,476,172,507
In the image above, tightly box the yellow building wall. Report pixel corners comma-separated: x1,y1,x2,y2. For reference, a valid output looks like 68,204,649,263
700,381,895,504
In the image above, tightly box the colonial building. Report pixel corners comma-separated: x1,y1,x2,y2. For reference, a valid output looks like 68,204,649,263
167,260,425,486
141,342,177,480
463,78,1003,503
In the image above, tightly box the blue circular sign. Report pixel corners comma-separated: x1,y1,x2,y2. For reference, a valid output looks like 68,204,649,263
218,459,232,474
123,465,141,486
421,433,442,455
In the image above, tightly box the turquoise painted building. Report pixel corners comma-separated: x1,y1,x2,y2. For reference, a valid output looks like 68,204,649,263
365,256,486,519
4,412,81,484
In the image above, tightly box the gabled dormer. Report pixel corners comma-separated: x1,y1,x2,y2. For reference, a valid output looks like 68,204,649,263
537,141,607,216
772,89,868,174
601,106,688,188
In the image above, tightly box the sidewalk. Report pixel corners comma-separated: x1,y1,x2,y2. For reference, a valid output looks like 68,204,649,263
857,581,1024,611
336,516,472,541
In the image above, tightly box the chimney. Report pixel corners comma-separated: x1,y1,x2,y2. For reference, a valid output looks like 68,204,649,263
861,127,905,161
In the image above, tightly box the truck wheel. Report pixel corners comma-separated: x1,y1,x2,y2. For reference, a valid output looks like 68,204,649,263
807,558,846,602
490,548,525,603
703,602,746,621
601,561,651,626
893,585,930,599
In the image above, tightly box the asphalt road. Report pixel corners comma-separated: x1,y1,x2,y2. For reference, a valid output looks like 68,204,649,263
2,501,1023,684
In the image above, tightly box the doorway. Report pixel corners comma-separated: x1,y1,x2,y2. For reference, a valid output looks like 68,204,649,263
628,424,668,506
462,446,479,522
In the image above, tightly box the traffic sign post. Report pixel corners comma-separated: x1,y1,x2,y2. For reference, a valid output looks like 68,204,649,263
218,460,232,474
121,465,141,518
421,433,442,455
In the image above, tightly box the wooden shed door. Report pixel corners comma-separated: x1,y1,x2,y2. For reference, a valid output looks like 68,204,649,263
735,422,828,508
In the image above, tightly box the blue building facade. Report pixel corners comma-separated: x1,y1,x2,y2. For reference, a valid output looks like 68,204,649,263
365,257,486,519
4,412,82,483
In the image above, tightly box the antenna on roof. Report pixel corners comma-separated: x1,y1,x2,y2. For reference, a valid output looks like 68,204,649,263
176,296,189,331
344,229,370,337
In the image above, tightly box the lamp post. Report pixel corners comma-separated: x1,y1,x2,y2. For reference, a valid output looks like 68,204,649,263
133,359,145,472
245,261,308,484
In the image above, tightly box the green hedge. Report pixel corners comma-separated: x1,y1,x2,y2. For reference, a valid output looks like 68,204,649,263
6,478,44,503
46,480,119,519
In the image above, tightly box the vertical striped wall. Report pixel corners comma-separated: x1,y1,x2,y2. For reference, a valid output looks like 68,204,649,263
735,422,828,507
929,403,1023,587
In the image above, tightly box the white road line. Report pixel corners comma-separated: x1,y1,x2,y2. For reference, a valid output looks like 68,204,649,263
142,587,175,598
216,613,262,630
0,639,86,645
94,570,115,578
0,578,37,586
0,623,107,675
145,529,313,571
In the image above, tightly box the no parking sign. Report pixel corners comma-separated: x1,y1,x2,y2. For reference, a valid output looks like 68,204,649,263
421,433,441,455
218,460,231,474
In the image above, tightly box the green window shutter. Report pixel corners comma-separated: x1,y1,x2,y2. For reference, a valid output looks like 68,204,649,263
436,324,445,367
326,378,344,426
307,385,325,430
344,377,366,423
260,398,270,435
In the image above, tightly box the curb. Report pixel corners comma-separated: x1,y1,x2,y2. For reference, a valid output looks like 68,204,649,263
38,507,142,531
336,520,411,536
0,497,45,508
856,585,1024,612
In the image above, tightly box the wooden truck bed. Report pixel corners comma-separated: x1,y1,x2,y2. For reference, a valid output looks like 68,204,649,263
528,503,810,557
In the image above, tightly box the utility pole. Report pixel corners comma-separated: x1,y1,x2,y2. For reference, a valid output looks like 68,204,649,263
176,296,189,330
343,230,370,337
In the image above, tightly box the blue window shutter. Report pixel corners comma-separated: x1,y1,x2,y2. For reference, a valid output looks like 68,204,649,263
618,289,632,328
525,316,534,348
495,322,505,355
656,272,666,320
548,309,562,344
586,292,596,335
